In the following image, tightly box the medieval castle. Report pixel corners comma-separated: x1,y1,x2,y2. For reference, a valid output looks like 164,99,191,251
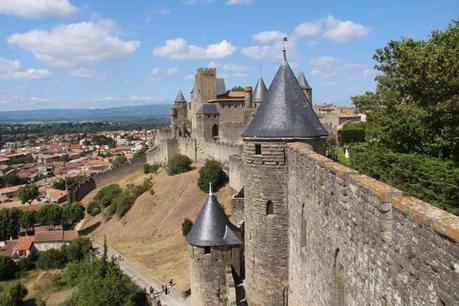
148,48,459,306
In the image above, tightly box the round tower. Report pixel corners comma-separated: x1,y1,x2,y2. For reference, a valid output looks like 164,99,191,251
186,185,242,306
241,44,328,306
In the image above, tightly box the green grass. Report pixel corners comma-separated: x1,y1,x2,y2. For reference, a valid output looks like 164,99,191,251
336,147,352,167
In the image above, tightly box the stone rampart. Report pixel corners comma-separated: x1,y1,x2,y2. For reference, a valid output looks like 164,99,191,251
94,156,146,187
229,155,244,192
287,142,459,306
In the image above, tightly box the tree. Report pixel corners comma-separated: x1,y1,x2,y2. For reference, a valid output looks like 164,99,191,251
0,174,26,188
0,256,17,281
167,154,192,176
338,121,366,144
19,211,36,233
181,218,193,237
64,237,91,262
231,86,244,91
17,184,39,204
112,155,128,169
37,204,63,229
62,202,85,229
197,160,226,192
36,249,67,270
0,282,28,306
352,20,459,161
143,163,160,174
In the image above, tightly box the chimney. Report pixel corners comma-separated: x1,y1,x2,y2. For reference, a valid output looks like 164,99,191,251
244,86,253,108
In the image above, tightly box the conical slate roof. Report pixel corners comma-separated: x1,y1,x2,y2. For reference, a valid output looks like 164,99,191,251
242,55,328,138
175,90,186,103
253,78,268,103
186,188,242,247
297,72,311,90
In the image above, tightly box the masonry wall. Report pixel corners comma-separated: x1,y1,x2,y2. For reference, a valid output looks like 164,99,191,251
94,156,146,187
287,142,459,306
229,154,244,192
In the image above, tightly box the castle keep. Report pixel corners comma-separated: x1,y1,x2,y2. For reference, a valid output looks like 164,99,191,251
148,48,459,306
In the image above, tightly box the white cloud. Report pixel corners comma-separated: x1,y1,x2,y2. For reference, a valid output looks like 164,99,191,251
0,57,50,80
153,38,235,60
242,37,296,60
225,0,253,5
8,20,140,68
253,31,286,43
69,67,105,79
184,74,194,81
310,56,374,78
149,67,179,81
294,21,322,37
294,16,370,43
0,0,77,18
310,56,339,76
322,16,371,43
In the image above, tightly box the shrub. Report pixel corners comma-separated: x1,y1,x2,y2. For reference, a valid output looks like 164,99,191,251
36,249,67,270
112,155,128,169
0,282,28,306
95,184,122,208
197,160,226,192
143,163,160,174
181,218,193,237
87,200,101,216
0,255,17,281
350,143,459,215
167,154,192,176
338,121,366,144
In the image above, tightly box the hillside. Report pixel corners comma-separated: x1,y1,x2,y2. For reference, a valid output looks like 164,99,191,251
0,103,171,123
81,165,232,291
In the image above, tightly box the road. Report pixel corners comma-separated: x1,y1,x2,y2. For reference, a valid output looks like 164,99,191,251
92,241,191,306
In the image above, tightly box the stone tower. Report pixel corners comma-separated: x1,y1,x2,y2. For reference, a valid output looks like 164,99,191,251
170,90,188,137
298,72,312,105
186,186,242,306
190,68,217,138
196,104,220,140
241,48,328,306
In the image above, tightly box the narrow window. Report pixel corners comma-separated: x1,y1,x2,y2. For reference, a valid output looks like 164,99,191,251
266,200,273,215
204,246,211,254
255,144,261,155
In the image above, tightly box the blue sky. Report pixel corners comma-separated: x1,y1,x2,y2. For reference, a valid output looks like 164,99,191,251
0,0,457,111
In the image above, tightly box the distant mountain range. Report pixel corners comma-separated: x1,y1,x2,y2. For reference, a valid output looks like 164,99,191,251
0,104,171,123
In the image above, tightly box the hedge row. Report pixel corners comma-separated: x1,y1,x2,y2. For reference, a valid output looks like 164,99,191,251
350,143,459,215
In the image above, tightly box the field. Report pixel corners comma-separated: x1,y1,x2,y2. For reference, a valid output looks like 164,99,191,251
80,164,232,292
0,269,73,306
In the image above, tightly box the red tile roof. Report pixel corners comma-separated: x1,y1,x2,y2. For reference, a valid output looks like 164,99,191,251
15,236,34,251
34,230,78,242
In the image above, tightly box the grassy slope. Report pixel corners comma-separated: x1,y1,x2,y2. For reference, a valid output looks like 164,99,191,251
81,164,232,292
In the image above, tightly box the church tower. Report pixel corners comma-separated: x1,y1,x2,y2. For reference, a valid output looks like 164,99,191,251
186,186,242,306
241,43,328,306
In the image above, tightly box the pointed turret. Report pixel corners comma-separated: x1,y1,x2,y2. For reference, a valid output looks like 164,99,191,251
175,90,186,103
186,185,241,247
242,51,327,138
252,77,268,104
297,72,311,90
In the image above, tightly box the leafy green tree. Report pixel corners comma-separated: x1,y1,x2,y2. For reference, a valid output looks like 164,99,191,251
231,86,244,91
36,249,67,270
64,237,91,262
0,208,22,240
19,211,36,233
62,202,85,228
167,154,192,176
352,20,459,160
197,160,226,192
181,218,193,237
0,282,28,306
143,163,160,174
0,174,26,188
17,184,39,203
37,204,63,229
112,155,128,169
0,256,17,281
338,121,366,144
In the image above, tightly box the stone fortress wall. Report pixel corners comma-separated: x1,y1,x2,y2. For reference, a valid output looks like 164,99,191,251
287,142,459,305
